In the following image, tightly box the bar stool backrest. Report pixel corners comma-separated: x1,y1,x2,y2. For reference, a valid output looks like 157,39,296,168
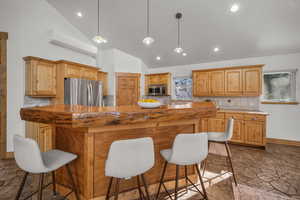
105,137,155,179
170,133,208,165
13,135,46,173
225,118,234,141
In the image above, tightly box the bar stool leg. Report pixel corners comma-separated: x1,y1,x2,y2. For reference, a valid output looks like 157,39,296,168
106,177,114,200
155,161,168,200
137,176,144,200
37,173,44,200
114,178,120,200
15,172,29,200
195,164,208,200
174,165,179,200
52,171,57,196
141,174,150,200
66,164,80,200
185,166,188,193
224,142,237,186
202,142,211,176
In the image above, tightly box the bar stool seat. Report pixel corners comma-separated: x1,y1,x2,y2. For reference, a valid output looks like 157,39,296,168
105,137,155,200
41,150,77,173
13,135,79,200
156,133,209,200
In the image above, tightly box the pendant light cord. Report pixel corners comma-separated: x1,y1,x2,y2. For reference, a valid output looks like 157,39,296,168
97,0,100,35
177,18,180,47
147,0,150,36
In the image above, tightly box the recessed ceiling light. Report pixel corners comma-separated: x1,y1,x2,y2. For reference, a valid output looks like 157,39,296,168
76,12,83,18
230,3,240,13
214,47,220,52
156,56,161,61
182,52,187,56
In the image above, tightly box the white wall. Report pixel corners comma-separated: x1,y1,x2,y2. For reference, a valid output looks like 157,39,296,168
147,53,300,142
0,0,97,151
98,48,147,105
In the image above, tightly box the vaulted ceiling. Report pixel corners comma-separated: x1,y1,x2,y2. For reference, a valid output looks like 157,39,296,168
47,0,300,68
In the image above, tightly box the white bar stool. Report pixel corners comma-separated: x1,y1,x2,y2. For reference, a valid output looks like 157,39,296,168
105,137,155,200
13,135,79,200
202,118,237,185
155,133,209,200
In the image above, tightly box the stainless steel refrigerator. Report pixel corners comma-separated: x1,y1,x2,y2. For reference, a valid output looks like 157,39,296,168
64,78,103,106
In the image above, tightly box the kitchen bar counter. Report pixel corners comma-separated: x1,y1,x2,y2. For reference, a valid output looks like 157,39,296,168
20,102,217,200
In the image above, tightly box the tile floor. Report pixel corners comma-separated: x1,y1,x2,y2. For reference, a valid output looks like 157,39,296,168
0,143,299,200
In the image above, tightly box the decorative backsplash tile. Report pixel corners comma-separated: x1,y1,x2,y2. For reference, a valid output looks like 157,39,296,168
193,97,260,110
23,96,51,107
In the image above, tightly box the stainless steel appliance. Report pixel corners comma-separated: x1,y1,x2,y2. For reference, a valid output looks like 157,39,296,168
64,78,103,106
148,84,167,96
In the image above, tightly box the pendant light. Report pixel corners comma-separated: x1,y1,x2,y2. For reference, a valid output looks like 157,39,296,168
93,0,107,44
142,0,154,45
174,13,183,54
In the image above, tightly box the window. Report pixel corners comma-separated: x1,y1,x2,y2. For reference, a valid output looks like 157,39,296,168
262,70,297,103
173,77,192,100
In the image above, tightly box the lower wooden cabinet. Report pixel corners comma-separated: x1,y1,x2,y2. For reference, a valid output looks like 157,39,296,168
200,112,267,147
26,122,53,152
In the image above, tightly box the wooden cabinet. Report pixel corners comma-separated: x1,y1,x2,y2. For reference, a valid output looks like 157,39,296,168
145,73,171,95
200,111,267,147
98,71,108,96
65,64,82,78
81,68,98,80
24,57,56,97
193,71,210,96
26,122,53,152
210,70,225,95
193,65,263,97
225,69,243,95
116,73,140,106
243,67,262,96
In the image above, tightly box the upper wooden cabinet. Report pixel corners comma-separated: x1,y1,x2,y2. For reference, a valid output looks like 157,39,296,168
243,67,262,96
193,65,263,97
24,57,56,97
145,73,171,95
225,69,243,95
210,70,225,95
193,71,210,96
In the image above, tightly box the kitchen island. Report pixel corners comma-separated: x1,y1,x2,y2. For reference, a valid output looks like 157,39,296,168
20,102,216,200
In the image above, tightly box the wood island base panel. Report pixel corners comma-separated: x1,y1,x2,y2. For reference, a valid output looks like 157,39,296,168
20,102,217,200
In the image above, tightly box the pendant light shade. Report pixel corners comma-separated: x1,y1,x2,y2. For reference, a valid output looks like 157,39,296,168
174,13,183,54
93,0,107,44
142,0,154,45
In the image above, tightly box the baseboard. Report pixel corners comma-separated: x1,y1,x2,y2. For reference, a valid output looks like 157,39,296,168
266,138,300,147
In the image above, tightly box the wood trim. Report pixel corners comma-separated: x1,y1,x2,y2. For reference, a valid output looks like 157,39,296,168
192,64,264,72
115,72,141,77
145,72,171,76
56,60,99,71
0,32,8,40
0,33,8,159
261,101,299,105
266,138,300,147
23,56,56,64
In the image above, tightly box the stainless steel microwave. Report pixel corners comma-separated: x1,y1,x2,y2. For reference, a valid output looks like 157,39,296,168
148,84,167,96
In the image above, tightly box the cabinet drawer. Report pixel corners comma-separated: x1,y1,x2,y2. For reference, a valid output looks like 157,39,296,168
215,113,225,119
244,114,265,121
225,113,244,120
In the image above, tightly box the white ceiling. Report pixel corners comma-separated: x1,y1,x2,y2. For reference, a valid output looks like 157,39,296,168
47,0,300,68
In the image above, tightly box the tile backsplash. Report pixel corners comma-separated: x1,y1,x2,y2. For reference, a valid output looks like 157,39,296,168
23,96,51,107
193,97,260,110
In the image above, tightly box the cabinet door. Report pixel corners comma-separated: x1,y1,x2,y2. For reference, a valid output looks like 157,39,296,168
35,61,56,96
193,71,210,96
225,69,243,96
230,120,244,143
243,67,262,96
200,118,208,132
210,70,225,96
244,121,264,146
208,118,225,132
